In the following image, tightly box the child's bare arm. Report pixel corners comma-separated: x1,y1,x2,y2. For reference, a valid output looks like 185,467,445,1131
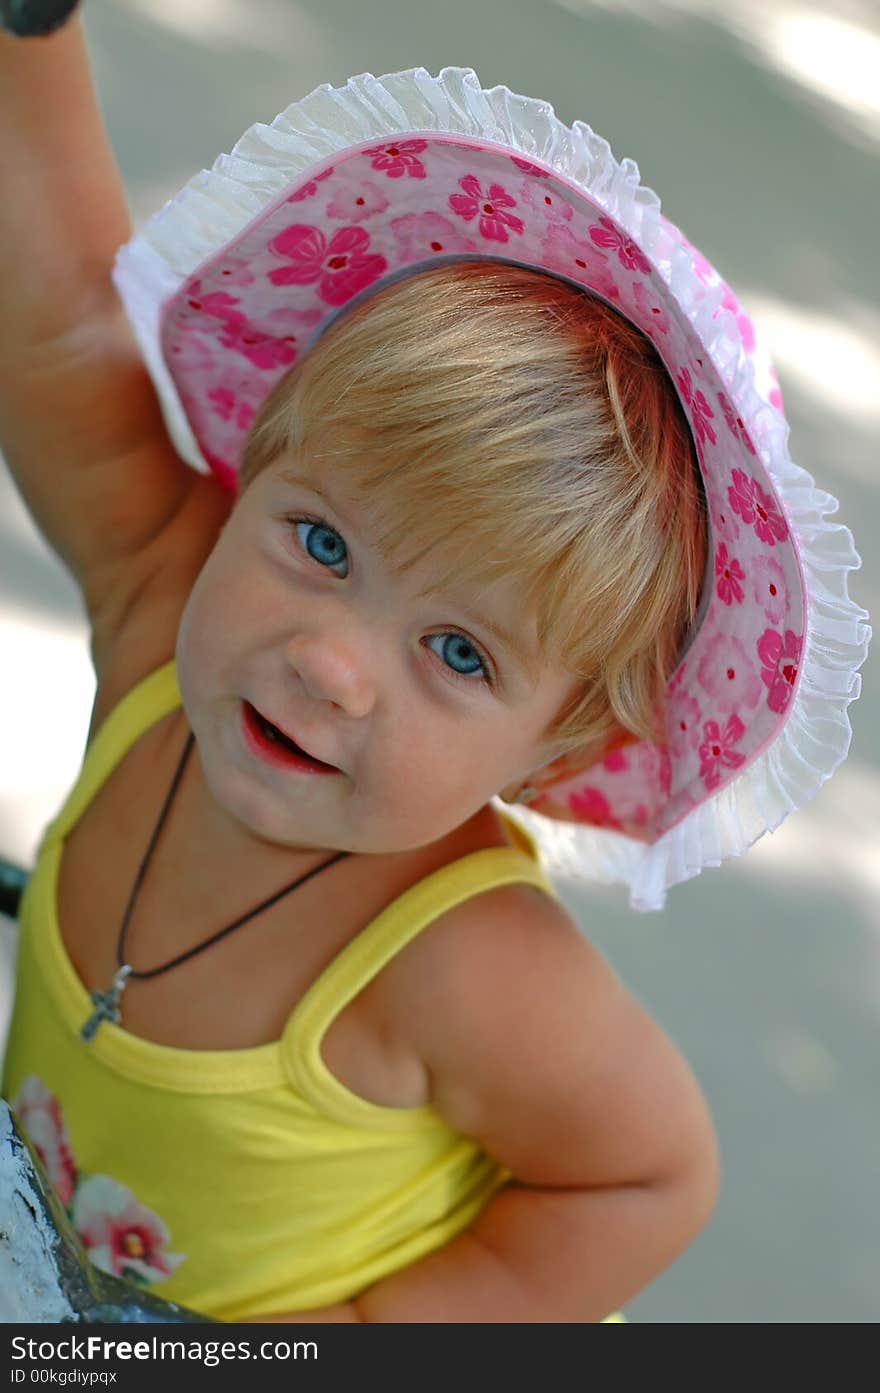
0,12,130,342
258,890,720,1324
0,14,204,659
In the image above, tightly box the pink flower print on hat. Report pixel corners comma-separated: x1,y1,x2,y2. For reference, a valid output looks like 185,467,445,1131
175,280,242,331
602,748,629,773
540,224,619,299
449,175,525,243
267,224,388,307
751,553,790,625
264,304,325,334
210,256,256,289
696,633,762,713
677,367,717,447
728,468,789,547
631,280,670,338
287,165,334,203
569,784,623,831
685,347,709,382
203,399,249,436
710,499,741,545
668,688,702,758
390,211,479,259
715,542,746,607
588,216,653,275
205,364,265,428
72,1175,185,1285
637,741,672,798
758,627,802,714
719,391,757,456
326,180,390,223
510,156,551,177
167,332,215,376
699,714,747,791
215,315,298,371
364,139,428,179
207,386,236,422
518,177,574,226
12,1075,77,1208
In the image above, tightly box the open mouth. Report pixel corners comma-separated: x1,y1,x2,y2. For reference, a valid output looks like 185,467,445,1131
243,703,338,773
254,709,305,755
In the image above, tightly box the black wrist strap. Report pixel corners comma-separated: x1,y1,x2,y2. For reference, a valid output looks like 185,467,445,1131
1,0,81,38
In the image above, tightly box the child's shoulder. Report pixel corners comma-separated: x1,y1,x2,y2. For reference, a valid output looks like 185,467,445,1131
385,836,592,1091
400,858,592,1068
334,807,573,1099
399,855,719,1194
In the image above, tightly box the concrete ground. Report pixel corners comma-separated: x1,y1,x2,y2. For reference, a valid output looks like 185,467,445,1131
1,0,877,1322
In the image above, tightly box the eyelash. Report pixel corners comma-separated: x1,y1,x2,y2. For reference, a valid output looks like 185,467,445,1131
283,513,495,689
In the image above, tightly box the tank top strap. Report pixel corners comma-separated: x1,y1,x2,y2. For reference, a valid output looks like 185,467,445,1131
46,660,181,846
280,821,560,1126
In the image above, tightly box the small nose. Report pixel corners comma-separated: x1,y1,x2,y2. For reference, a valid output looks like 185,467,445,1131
285,627,376,718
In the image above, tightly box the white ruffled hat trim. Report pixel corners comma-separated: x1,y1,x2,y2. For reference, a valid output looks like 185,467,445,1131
112,66,871,912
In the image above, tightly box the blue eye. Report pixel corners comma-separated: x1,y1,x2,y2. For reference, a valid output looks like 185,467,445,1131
290,515,492,687
424,632,491,684
294,519,349,577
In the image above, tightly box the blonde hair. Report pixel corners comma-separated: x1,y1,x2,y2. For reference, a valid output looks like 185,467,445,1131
238,262,708,767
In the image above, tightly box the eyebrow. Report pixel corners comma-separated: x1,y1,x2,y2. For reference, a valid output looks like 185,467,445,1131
419,589,540,679
276,466,357,526
275,466,540,679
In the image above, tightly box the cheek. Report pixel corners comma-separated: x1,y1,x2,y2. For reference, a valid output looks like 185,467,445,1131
175,561,230,698
187,537,250,630
374,717,512,803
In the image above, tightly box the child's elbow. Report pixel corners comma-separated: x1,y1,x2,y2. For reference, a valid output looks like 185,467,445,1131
688,1146,722,1236
660,1122,722,1247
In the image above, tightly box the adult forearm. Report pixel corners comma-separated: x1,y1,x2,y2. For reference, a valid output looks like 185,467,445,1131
0,11,130,350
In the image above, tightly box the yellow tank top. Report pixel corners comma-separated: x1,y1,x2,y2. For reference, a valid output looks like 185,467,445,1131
4,659,627,1322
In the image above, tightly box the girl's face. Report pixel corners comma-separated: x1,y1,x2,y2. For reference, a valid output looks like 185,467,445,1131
175,456,582,856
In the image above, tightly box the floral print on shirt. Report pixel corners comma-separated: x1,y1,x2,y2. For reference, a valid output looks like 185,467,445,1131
11,1075,184,1285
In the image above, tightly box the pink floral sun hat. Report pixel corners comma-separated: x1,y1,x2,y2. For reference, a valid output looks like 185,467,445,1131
112,67,870,911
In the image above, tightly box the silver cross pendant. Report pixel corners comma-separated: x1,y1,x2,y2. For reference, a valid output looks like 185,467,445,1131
80,964,133,1043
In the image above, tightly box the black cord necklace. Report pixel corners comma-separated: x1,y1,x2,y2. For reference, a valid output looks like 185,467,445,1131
80,730,350,1042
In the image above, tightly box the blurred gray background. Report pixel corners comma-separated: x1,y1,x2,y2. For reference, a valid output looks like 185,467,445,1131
1,0,877,1322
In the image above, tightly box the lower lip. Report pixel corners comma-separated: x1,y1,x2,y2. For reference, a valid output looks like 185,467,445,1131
240,702,340,776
